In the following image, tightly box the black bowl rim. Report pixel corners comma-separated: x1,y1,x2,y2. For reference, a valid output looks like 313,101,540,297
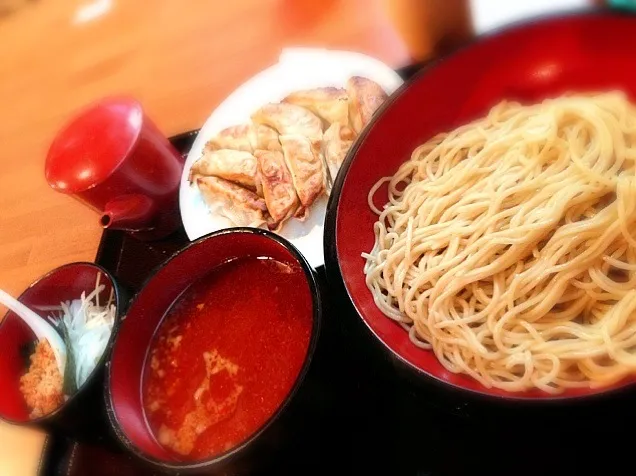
0,261,124,425
324,9,636,404
104,227,322,471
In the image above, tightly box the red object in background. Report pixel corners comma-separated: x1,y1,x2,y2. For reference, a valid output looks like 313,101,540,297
328,12,636,401
45,98,184,241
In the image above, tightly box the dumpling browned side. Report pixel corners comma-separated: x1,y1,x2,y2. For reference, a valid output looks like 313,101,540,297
254,150,300,231
280,134,325,216
196,176,268,227
189,149,258,191
252,103,323,144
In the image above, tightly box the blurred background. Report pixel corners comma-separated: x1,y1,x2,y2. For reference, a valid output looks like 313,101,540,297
0,0,625,473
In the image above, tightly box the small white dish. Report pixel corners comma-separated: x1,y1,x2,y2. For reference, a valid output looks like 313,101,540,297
179,49,403,268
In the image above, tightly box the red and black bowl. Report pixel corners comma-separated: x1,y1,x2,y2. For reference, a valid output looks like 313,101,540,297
324,12,636,404
105,228,321,474
0,262,123,439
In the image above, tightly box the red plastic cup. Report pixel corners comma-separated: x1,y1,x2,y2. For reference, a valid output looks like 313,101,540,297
45,97,184,241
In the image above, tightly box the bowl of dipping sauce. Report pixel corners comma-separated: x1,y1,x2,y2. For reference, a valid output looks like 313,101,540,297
106,228,321,473
0,263,122,440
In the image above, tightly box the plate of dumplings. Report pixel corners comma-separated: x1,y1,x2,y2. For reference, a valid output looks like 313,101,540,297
180,49,403,267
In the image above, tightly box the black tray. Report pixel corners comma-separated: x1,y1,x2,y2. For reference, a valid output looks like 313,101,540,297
40,64,636,476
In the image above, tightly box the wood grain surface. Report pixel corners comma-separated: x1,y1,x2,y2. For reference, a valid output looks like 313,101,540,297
0,0,409,473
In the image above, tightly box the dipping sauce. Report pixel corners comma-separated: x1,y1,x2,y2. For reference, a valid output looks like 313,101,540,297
142,257,313,460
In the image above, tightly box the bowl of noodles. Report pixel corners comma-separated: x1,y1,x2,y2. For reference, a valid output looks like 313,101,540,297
324,12,636,401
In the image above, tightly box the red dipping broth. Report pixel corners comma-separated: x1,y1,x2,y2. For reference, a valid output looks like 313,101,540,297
144,257,312,460
106,229,320,472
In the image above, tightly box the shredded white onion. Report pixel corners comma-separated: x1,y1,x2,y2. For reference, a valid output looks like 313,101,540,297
48,274,116,388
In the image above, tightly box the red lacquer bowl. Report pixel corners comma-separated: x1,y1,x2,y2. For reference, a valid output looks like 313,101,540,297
0,263,122,438
105,228,321,474
325,12,636,402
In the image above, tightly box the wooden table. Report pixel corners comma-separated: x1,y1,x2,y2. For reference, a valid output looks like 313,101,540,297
0,0,408,473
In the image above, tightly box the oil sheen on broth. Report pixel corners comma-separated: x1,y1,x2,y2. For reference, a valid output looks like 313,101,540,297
143,257,312,460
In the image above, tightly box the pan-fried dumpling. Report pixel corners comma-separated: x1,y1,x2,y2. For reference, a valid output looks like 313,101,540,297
189,149,258,191
280,134,324,212
249,124,281,152
251,103,322,143
254,150,299,230
283,87,349,128
205,125,253,152
206,124,281,153
347,76,388,134
323,123,353,191
196,176,267,227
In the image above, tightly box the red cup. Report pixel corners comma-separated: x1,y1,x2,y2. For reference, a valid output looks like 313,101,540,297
45,97,184,241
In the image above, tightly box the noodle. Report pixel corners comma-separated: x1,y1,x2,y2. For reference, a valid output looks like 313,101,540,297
364,92,636,393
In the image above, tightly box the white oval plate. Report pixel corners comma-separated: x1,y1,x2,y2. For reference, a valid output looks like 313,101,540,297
179,50,403,268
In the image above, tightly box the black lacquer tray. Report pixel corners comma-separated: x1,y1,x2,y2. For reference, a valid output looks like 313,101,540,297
38,63,636,476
